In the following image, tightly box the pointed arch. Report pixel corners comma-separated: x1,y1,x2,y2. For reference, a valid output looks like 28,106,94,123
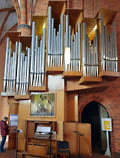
81,100,110,154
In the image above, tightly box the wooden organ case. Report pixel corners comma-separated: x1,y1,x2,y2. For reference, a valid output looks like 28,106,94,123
24,120,57,157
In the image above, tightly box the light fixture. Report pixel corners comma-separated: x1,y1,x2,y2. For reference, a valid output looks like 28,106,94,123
65,47,70,64
94,25,97,31
43,22,46,29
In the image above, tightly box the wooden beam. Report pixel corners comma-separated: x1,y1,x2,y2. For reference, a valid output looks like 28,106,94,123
0,11,11,36
0,7,14,13
99,71,120,80
14,95,30,100
29,86,47,92
65,79,106,92
63,71,82,79
79,76,102,84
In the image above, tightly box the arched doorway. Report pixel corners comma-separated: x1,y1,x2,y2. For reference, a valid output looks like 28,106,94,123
81,101,110,154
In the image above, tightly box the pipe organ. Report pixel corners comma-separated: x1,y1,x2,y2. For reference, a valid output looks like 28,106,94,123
3,6,118,96
16,43,30,95
3,39,18,94
82,23,99,77
100,14,118,72
47,6,64,67
65,14,81,72
30,22,46,87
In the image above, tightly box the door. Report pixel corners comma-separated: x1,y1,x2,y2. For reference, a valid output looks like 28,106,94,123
81,101,109,154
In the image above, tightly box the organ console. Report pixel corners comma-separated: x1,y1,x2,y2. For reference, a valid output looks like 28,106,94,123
34,125,56,139
25,121,57,157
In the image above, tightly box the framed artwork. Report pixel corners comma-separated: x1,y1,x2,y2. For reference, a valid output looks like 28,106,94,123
30,92,55,117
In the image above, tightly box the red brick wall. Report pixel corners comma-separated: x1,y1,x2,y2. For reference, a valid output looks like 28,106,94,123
78,78,120,153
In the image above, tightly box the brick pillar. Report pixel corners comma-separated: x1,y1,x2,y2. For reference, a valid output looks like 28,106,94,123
17,0,31,36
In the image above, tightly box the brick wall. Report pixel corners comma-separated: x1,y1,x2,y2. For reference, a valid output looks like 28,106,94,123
78,78,120,153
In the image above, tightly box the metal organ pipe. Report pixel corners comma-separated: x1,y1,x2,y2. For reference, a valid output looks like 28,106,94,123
30,21,35,86
82,22,99,77
100,14,118,72
3,8,119,97
47,7,64,68
3,38,9,92
48,6,52,67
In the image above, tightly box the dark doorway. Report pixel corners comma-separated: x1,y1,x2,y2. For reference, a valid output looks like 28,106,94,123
81,101,109,154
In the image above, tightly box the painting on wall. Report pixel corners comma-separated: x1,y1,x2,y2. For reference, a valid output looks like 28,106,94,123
30,93,55,117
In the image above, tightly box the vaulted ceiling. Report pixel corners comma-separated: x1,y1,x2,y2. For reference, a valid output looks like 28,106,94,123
0,0,17,42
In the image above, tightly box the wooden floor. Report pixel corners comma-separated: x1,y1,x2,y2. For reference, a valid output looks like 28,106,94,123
0,150,114,158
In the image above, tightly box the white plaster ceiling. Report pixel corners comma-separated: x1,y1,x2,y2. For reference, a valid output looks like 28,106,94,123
0,0,13,9
0,12,8,28
0,0,18,42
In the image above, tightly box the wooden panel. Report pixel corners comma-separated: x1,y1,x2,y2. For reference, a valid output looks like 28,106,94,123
14,95,30,100
67,94,78,122
82,18,96,41
18,100,30,151
27,144,47,156
65,8,82,30
48,0,66,29
79,76,102,84
77,123,92,157
29,86,47,92
32,16,47,40
64,122,77,154
99,71,120,80
28,138,56,150
62,71,82,79
74,95,78,122
64,91,68,121
7,31,21,42
27,121,35,138
96,9,117,25
96,9,117,37
75,11,83,32
64,122,92,157
19,35,32,51
46,67,64,74
18,120,26,151
57,91,65,121
65,79,107,92
68,94,75,121
57,121,64,141
17,89,66,151
8,98,19,150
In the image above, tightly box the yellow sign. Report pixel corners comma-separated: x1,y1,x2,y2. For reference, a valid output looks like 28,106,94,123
104,120,110,130
101,118,112,131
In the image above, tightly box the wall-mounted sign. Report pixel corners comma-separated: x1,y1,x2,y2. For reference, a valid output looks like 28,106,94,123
10,114,18,126
101,118,112,131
